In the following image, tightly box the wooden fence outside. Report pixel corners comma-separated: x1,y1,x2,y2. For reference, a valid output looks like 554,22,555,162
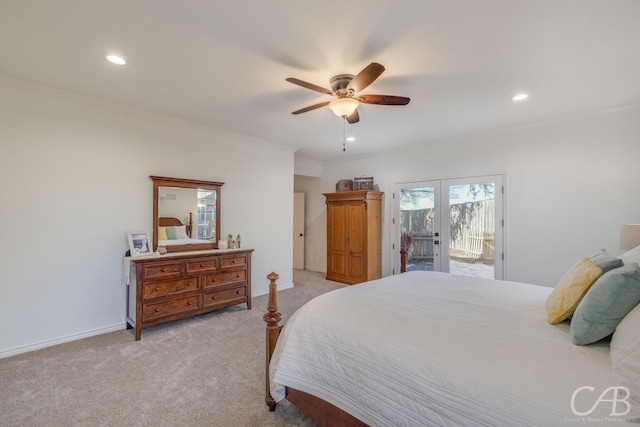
400,199,495,264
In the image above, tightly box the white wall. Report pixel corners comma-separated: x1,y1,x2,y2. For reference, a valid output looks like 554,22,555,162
295,106,640,287
0,78,294,357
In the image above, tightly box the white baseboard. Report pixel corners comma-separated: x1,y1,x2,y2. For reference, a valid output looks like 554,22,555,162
0,323,126,359
303,265,326,273
252,281,294,297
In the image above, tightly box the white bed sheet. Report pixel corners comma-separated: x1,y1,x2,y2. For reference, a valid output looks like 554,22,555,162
270,271,629,426
159,238,211,246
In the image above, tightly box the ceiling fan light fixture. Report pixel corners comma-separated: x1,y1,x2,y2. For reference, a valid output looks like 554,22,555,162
106,54,126,65
329,98,360,118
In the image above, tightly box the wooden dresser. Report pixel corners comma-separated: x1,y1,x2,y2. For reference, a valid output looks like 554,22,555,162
127,248,253,340
324,191,383,285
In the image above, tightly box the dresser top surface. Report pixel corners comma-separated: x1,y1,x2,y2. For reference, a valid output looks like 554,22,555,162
129,248,253,263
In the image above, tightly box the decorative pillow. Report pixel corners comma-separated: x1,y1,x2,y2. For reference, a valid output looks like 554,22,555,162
158,227,168,241
175,225,189,239
546,258,602,324
589,248,623,273
611,302,640,420
619,245,640,266
571,263,640,345
165,226,177,240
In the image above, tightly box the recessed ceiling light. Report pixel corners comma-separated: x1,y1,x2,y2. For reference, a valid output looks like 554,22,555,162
106,54,126,65
513,93,529,101
346,137,355,142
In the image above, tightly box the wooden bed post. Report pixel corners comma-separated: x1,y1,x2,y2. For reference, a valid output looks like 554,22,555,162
400,248,407,273
187,212,193,237
264,272,282,411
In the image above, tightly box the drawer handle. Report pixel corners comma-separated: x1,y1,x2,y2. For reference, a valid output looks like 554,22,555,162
236,290,240,295
161,268,166,272
236,274,240,278
200,263,205,267
187,282,192,287
155,308,160,312
187,301,192,306
155,287,160,291
232,260,236,264
212,278,217,282
211,296,216,300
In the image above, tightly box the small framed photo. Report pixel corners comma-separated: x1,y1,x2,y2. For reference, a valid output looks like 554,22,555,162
127,231,151,257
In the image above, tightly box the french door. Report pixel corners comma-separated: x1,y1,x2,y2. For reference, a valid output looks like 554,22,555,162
392,175,504,279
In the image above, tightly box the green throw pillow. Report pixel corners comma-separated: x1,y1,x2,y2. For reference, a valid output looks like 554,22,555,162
571,263,640,345
589,249,623,273
165,226,177,240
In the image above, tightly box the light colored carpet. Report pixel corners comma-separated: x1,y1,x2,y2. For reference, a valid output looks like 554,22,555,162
0,270,345,427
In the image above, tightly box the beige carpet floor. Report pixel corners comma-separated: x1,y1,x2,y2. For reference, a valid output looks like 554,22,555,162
0,270,345,427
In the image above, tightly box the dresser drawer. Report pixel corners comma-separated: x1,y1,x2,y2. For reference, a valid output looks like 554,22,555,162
205,270,246,288
186,257,218,274
204,286,246,308
143,278,198,299
142,295,201,321
142,262,183,280
220,254,247,269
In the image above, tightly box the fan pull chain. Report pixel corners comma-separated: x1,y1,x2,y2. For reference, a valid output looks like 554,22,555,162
342,117,346,152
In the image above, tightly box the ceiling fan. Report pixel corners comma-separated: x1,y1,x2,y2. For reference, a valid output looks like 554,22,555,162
286,62,410,124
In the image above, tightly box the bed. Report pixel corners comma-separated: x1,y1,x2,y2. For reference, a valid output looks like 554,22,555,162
158,214,213,252
264,250,640,426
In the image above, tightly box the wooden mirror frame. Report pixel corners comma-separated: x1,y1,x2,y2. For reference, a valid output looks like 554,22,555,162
151,176,223,253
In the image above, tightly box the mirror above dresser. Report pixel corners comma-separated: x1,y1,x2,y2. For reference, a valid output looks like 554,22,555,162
151,176,223,253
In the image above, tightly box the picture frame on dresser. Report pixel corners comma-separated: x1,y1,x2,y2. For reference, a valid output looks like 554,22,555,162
127,231,151,257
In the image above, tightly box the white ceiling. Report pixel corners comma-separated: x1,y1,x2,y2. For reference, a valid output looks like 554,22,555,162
1,0,639,163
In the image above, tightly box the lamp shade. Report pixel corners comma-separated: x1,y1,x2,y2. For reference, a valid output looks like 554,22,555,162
620,224,640,250
329,98,360,118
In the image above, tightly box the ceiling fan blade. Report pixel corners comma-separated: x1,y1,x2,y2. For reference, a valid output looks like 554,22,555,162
346,109,360,124
291,101,331,115
286,77,333,95
347,63,385,93
358,94,410,105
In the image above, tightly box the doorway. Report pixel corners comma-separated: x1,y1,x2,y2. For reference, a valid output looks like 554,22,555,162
392,175,503,279
293,192,305,270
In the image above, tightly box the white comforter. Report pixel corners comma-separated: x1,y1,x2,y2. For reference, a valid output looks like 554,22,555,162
270,271,628,426
158,238,211,246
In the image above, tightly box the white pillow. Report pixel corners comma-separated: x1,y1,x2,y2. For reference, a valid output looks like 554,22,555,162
610,302,640,421
619,245,640,266
175,225,189,239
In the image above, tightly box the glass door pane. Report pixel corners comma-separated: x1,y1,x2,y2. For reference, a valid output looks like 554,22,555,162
442,176,503,279
393,181,441,273
394,175,503,279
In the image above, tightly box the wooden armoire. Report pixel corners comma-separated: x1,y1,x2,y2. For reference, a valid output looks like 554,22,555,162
324,190,383,285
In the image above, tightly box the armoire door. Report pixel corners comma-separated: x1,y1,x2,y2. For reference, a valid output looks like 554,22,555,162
346,201,366,283
327,201,348,281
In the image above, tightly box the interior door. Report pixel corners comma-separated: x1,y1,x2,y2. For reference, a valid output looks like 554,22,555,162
293,192,305,270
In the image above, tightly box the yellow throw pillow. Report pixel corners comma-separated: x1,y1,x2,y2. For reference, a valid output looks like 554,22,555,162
546,258,603,324
158,227,168,240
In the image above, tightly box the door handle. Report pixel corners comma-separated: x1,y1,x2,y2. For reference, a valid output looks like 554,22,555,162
299,233,303,237
434,240,440,245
